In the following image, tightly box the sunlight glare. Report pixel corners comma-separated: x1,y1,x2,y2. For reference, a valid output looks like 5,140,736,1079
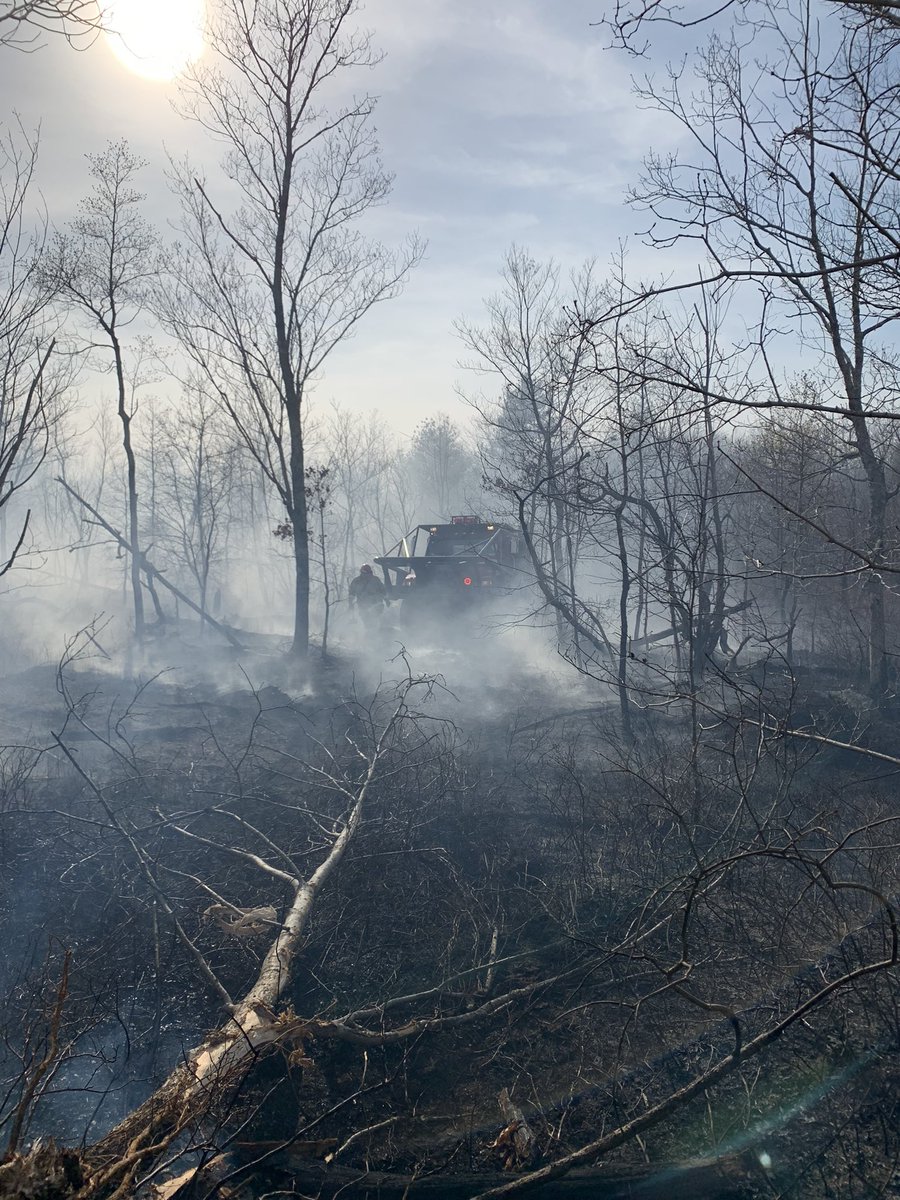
104,0,205,82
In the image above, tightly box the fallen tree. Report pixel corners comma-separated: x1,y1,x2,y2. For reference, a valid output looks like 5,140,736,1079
56,477,243,649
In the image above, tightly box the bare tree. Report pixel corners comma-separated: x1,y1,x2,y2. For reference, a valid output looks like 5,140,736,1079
460,249,602,659
51,408,121,589
161,0,421,658
322,404,405,599
0,0,100,48
406,413,479,521
149,390,238,627
628,1,900,695
462,247,762,735
42,141,158,641
591,289,746,687
603,0,900,56
733,398,862,668
0,123,67,579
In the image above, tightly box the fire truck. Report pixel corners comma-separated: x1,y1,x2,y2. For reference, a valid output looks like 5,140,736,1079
375,516,531,617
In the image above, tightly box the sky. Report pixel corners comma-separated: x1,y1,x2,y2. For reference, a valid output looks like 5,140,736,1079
1,0,697,433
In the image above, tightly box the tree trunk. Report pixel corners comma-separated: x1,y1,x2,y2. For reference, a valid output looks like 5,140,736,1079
78,721,390,1197
292,499,310,656
112,332,144,642
848,409,889,696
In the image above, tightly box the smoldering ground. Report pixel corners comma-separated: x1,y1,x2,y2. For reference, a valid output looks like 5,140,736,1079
0,593,600,1139
0,577,898,1200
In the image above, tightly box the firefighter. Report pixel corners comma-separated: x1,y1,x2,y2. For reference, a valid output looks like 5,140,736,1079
349,564,387,629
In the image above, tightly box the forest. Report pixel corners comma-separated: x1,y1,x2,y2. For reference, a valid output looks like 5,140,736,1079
1,0,899,1197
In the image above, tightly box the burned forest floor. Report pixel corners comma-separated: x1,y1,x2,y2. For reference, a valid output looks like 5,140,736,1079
0,614,898,1200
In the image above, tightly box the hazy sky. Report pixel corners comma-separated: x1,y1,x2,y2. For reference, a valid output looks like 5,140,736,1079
2,0,694,431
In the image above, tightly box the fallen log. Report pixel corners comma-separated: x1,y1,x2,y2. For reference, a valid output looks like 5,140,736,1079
166,1153,756,1199
629,599,753,651
56,478,243,649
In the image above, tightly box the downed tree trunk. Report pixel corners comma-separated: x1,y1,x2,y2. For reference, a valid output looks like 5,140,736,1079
0,1141,86,1199
56,478,243,649
493,1089,536,1170
59,705,402,1200
628,600,752,651
155,1154,756,1200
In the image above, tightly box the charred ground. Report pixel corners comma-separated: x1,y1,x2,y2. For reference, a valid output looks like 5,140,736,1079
0,624,897,1200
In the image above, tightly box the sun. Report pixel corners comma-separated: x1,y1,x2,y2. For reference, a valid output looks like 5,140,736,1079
104,0,205,82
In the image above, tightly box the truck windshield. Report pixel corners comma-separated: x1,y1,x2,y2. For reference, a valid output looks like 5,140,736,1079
427,536,489,556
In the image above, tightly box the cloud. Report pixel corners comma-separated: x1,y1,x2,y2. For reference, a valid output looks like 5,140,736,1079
366,0,639,120
421,146,628,201
0,0,695,430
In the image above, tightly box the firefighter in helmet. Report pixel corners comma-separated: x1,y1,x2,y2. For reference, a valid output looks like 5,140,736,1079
349,564,387,629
